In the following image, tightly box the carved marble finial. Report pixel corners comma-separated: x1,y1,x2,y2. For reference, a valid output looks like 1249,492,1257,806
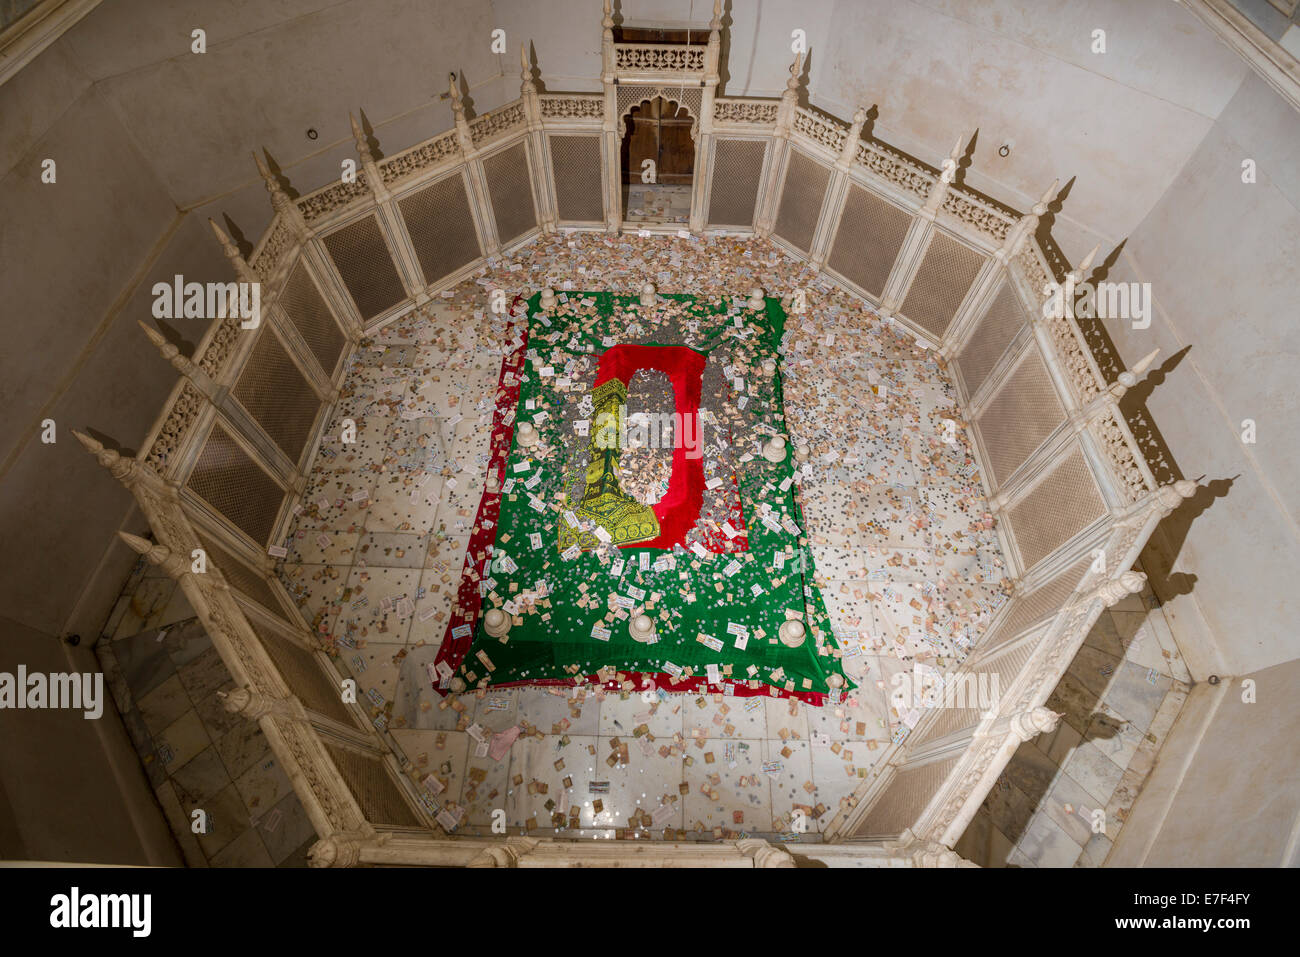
1032,179,1060,216
117,530,188,578
520,43,536,95
117,531,155,557
350,112,374,164
138,320,197,377
786,51,803,94
448,73,465,121
1075,243,1101,278
73,430,139,486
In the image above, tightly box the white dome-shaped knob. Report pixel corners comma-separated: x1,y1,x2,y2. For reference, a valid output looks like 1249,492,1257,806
630,614,656,643
640,283,656,307
539,287,557,311
794,443,810,463
764,436,788,463
826,673,844,690
778,619,806,647
449,676,466,693
762,358,777,376
747,287,765,310
517,421,538,447
484,608,511,637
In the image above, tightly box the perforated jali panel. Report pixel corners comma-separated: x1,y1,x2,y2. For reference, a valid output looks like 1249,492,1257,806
253,625,358,728
232,328,320,464
186,423,284,546
773,149,829,254
980,554,1093,653
483,141,536,246
899,229,985,340
194,530,284,619
956,280,1028,400
549,134,604,222
708,138,766,227
279,261,345,376
321,214,407,321
975,348,1066,487
397,172,482,285
1008,448,1107,571
909,700,982,749
827,182,913,299
854,756,958,838
324,743,422,827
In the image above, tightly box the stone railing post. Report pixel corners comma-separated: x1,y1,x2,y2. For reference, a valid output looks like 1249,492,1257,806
755,51,802,239
688,0,723,234
520,43,558,233
808,106,868,269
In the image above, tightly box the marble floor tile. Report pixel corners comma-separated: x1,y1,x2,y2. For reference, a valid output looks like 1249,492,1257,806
209,825,275,867
252,792,317,866
1101,659,1173,733
763,737,817,833
514,685,600,737
682,736,769,835
1063,739,1126,807
1016,810,1083,868
183,781,253,859
155,709,211,773
1041,770,1105,847
507,733,598,830
159,617,212,669
982,778,1038,844
175,645,231,703
136,673,194,736
111,577,178,640
233,752,294,820
113,628,179,699
153,780,208,868
686,691,767,740
213,721,273,781
595,732,685,832
192,681,244,741
600,688,682,739
337,566,422,645
1002,738,1060,803
169,745,233,807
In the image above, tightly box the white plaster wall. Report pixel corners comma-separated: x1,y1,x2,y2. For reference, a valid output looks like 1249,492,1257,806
0,0,506,640
1099,72,1300,678
1111,657,1300,867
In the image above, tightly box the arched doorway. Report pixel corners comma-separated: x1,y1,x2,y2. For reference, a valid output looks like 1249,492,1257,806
620,96,695,225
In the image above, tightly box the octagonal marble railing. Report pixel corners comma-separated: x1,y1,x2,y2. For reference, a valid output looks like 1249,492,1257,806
77,3,1193,866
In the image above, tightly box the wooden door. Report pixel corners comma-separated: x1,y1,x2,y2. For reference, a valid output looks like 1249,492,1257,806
621,97,694,185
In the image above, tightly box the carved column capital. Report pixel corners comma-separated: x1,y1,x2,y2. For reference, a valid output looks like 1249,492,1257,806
1089,569,1147,607
736,838,796,868
466,837,540,867
308,833,366,868
1008,706,1062,742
